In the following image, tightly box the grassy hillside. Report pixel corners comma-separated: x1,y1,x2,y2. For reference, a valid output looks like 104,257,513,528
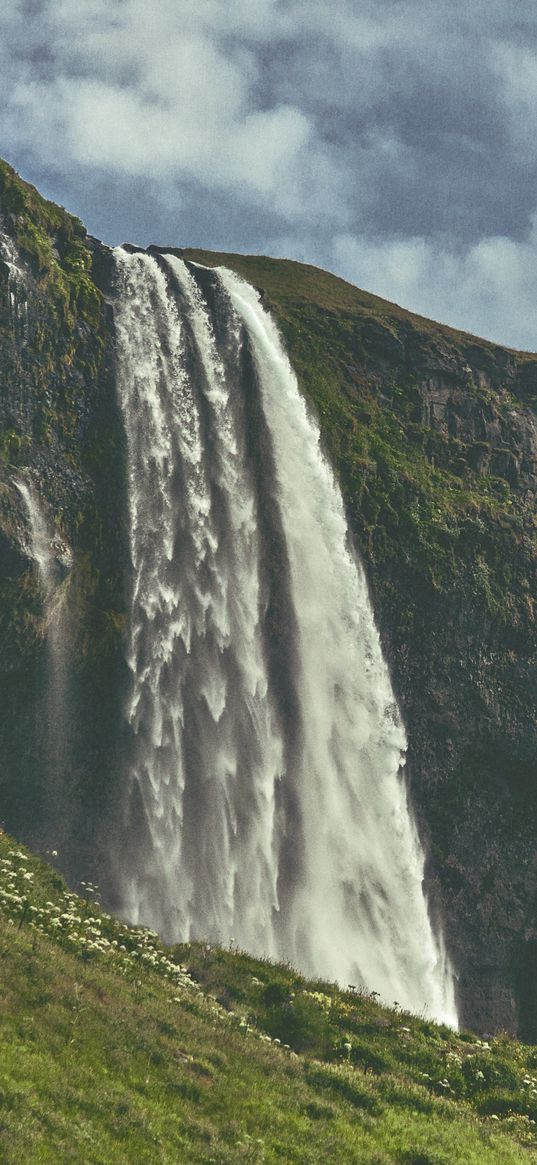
182,248,536,360
1,829,537,1164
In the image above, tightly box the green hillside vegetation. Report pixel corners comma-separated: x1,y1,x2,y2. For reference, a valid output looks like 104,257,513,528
182,247,535,361
1,828,536,1165
0,160,124,714
0,158,101,328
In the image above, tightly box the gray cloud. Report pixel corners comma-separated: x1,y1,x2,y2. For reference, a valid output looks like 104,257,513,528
332,223,537,352
1,0,537,346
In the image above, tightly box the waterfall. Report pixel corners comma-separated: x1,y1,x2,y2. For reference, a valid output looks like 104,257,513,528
113,248,458,1026
0,232,28,335
15,478,72,804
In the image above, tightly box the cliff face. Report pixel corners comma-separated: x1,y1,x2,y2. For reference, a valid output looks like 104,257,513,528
0,161,125,882
0,165,536,1037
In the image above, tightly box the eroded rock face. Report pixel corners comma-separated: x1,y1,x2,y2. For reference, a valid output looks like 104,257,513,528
0,166,127,888
419,376,537,494
330,316,537,1038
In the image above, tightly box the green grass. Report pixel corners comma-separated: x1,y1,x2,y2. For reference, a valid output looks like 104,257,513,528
1,829,536,1163
0,158,106,469
0,158,102,327
182,249,535,360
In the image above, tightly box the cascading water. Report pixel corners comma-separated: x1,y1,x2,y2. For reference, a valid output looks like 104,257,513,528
15,479,73,797
16,480,57,604
113,248,458,1026
0,232,28,335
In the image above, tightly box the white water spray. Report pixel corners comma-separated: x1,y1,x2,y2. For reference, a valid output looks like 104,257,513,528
113,249,458,1025
15,478,72,784
1,232,28,334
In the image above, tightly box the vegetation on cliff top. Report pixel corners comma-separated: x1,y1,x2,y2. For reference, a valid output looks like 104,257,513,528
0,158,101,327
0,160,125,667
0,158,106,459
1,829,537,1164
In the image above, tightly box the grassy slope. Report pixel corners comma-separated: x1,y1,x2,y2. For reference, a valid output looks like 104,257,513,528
1,831,537,1164
182,249,534,357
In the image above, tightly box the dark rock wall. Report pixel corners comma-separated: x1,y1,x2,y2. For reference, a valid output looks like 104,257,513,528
364,338,536,1039
272,303,537,1039
0,162,127,887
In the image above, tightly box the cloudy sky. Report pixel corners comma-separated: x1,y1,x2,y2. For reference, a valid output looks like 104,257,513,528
1,0,537,348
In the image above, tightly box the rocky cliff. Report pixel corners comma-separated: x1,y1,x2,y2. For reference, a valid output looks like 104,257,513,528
0,160,125,884
0,162,535,1038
